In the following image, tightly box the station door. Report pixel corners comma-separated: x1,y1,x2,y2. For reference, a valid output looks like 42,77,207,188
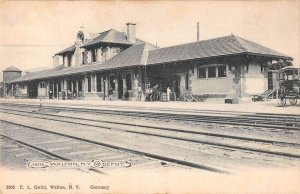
27,82,38,98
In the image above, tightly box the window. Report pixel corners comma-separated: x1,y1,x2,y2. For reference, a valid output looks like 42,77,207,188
58,83,61,92
218,65,227,77
67,55,72,67
87,76,91,92
82,52,85,64
40,82,45,88
20,84,25,89
78,81,82,92
63,56,65,65
97,75,102,92
126,74,132,90
197,67,206,78
91,49,97,63
295,70,299,79
208,66,216,78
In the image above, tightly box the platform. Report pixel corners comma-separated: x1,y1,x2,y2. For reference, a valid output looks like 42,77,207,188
0,98,299,115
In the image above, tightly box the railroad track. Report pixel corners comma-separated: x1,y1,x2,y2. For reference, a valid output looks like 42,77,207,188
1,102,299,130
0,120,228,174
0,134,61,167
1,106,300,161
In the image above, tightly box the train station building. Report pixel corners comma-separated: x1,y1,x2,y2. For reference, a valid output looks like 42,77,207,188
3,23,293,102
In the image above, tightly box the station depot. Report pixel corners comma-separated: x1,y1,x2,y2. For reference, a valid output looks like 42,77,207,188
2,23,294,103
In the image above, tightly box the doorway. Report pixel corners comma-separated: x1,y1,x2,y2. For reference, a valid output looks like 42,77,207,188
117,74,123,99
53,83,57,98
268,72,273,90
27,82,38,98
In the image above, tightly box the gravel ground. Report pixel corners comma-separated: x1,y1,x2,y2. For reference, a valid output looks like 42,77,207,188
1,111,299,173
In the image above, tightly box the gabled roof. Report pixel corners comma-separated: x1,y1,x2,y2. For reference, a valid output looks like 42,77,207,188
10,43,156,83
3,66,22,72
81,29,144,48
55,44,76,55
233,36,291,59
9,65,65,83
147,34,292,65
9,34,293,84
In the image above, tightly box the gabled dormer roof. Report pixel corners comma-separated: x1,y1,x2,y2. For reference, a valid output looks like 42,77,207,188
55,44,76,55
55,29,148,55
81,29,145,48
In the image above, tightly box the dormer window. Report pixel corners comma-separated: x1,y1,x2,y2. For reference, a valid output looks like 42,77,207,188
82,52,85,64
91,49,97,63
67,54,72,67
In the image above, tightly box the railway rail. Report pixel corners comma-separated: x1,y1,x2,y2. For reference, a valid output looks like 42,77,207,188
0,133,105,174
0,120,228,174
1,105,300,160
0,134,61,167
1,102,299,173
1,102,299,130
0,106,299,146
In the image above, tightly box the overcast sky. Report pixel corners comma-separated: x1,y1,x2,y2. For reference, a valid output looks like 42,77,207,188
0,1,299,80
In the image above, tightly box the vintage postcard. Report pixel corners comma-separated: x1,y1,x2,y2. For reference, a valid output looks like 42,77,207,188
0,0,299,193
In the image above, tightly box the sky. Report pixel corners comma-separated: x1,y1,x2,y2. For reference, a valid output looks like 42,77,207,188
0,1,299,81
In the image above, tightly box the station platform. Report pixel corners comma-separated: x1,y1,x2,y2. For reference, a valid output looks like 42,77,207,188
0,98,299,115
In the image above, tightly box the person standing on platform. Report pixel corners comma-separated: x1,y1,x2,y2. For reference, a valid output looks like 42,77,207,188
167,87,171,101
137,85,142,101
108,87,113,100
124,90,129,101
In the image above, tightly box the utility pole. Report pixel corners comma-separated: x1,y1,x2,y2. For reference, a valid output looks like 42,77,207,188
197,22,200,42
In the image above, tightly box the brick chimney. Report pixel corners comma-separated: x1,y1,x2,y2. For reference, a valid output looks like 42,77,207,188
126,23,136,44
52,55,60,68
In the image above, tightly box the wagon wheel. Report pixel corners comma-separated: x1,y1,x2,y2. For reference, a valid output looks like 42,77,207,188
277,97,286,107
277,88,286,107
289,97,297,106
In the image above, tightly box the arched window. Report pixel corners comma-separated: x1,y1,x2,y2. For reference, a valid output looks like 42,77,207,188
126,74,132,90
109,75,115,90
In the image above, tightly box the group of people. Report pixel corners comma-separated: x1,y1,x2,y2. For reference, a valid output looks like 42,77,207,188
95,84,174,101
108,87,129,101
144,84,175,101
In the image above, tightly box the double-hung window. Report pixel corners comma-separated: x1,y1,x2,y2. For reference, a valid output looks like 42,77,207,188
218,65,226,77
197,67,206,78
208,66,216,78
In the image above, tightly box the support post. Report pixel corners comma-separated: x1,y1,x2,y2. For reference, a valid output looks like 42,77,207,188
71,82,74,94
101,76,104,92
52,83,55,98
76,81,79,99
46,82,49,98
105,76,108,99
94,74,97,92
85,76,88,93
56,83,59,99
